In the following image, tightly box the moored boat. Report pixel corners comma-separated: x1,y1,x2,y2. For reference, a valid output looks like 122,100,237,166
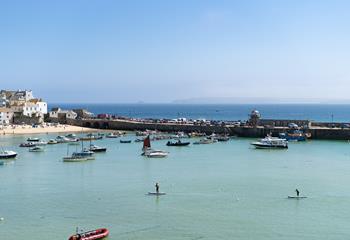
251,136,288,149
0,149,17,159
47,139,58,144
166,140,190,146
27,137,40,142
120,140,132,143
88,144,107,152
19,142,36,147
142,136,168,158
68,228,109,240
29,146,45,152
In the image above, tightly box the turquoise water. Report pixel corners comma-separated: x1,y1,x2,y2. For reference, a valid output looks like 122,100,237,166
1,134,350,239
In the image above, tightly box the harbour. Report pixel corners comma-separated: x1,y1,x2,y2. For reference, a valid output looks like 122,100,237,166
1,132,350,239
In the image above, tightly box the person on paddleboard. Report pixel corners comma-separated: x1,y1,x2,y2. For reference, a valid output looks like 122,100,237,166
155,182,159,194
296,189,300,197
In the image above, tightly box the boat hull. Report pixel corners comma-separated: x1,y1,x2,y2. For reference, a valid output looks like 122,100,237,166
68,228,109,240
251,143,288,149
0,153,17,159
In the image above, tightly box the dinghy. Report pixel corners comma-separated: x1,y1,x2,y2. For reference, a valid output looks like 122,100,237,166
68,228,109,240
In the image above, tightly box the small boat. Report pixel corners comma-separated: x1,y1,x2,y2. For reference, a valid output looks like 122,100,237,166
217,136,230,142
35,140,48,146
19,142,36,147
27,137,40,142
193,138,216,145
88,144,107,152
72,151,95,160
56,136,71,143
106,132,120,138
29,146,45,152
134,138,144,142
166,140,190,146
47,139,58,144
80,135,103,141
251,136,288,149
0,149,17,159
65,133,77,139
63,156,88,162
68,228,109,240
142,136,168,158
120,140,132,143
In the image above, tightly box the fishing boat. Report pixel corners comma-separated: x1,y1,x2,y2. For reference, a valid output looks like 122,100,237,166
29,146,45,152
27,137,40,142
88,144,107,152
19,142,36,147
47,139,58,144
63,145,94,162
120,140,132,143
0,149,17,159
68,228,109,240
279,130,311,142
142,136,168,158
166,140,190,146
251,136,288,149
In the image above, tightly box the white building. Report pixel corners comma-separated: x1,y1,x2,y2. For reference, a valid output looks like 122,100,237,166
0,108,14,125
22,100,48,117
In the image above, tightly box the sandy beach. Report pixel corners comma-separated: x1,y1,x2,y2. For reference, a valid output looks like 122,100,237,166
0,123,98,135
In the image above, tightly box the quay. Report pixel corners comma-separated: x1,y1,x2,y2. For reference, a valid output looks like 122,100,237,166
56,110,350,140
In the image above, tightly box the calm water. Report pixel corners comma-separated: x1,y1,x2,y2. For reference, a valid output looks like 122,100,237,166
51,103,350,122
1,134,350,239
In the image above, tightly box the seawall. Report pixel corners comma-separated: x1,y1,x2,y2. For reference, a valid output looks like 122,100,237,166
64,118,350,140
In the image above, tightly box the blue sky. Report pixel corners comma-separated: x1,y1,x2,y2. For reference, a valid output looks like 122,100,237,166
1,0,350,103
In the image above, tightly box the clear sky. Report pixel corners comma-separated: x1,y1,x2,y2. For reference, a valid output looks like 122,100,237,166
1,0,350,103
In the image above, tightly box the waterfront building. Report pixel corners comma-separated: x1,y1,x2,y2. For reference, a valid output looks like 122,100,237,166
0,89,48,124
0,108,14,125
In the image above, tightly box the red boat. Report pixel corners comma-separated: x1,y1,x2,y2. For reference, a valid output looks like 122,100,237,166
68,228,109,240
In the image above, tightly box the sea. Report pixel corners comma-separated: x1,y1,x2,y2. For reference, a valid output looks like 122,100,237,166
52,103,350,122
1,104,350,239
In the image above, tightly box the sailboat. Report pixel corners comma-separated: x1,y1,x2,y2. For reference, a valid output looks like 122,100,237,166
142,136,168,158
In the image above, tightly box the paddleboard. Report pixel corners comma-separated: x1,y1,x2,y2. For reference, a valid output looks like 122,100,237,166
288,196,307,199
148,192,166,196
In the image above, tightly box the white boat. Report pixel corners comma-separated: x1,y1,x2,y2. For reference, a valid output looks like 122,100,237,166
0,149,17,159
47,139,58,144
35,140,48,146
27,137,40,142
106,132,120,138
29,146,45,152
88,144,107,152
143,149,168,158
193,138,216,144
63,156,88,162
251,136,288,149
141,136,168,158
56,136,71,143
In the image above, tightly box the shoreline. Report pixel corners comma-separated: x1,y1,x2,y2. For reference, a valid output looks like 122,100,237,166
0,124,100,136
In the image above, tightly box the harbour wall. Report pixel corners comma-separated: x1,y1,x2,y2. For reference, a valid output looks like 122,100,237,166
64,118,350,140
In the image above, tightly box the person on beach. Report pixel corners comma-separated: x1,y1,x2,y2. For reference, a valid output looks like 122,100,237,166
296,189,300,197
155,183,159,194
